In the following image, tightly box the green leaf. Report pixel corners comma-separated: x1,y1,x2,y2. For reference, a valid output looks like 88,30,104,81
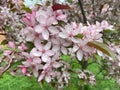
1,39,8,45
6,26,12,32
87,41,115,59
21,5,32,13
10,60,24,69
26,42,34,52
74,34,84,39
61,55,71,61
0,51,3,57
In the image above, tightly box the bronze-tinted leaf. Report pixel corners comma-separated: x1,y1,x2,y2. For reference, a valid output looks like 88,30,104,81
52,3,71,11
87,41,115,59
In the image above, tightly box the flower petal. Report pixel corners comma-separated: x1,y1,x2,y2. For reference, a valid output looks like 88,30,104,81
38,73,45,82
59,32,68,38
42,30,49,40
45,50,55,56
61,46,67,55
42,54,51,62
44,42,51,50
45,75,51,83
30,48,42,57
76,50,83,61
34,25,44,33
48,26,59,34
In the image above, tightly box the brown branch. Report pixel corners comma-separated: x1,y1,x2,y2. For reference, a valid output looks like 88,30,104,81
0,33,6,36
78,0,87,24
0,56,13,77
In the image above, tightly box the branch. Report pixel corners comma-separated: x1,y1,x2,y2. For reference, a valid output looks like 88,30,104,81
0,56,13,77
92,0,95,23
78,0,87,24
0,33,6,36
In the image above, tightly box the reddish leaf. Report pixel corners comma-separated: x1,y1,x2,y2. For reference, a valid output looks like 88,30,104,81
87,41,116,59
52,3,71,11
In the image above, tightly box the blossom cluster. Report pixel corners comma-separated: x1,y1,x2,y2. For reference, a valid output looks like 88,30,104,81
0,0,120,89
18,5,114,87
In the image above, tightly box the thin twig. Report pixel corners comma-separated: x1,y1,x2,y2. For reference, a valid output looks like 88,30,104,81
78,0,87,24
0,56,13,77
92,0,95,23
0,33,6,36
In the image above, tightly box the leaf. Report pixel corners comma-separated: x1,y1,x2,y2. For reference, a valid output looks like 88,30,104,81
0,51,3,57
87,41,115,59
61,55,71,61
1,40,8,45
52,3,71,11
26,42,34,52
21,5,32,13
74,34,84,39
10,60,24,69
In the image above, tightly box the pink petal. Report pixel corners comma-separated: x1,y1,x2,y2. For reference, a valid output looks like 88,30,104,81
33,68,38,77
38,73,45,82
45,75,51,83
57,14,67,21
61,46,67,55
8,41,15,48
76,50,83,61
48,26,59,34
45,50,55,56
42,30,49,40
34,39,43,50
44,42,51,50
42,54,51,62
4,50,12,56
53,62,61,68
52,45,60,51
21,67,27,75
30,48,42,57
59,32,68,38
33,57,41,64
34,25,44,33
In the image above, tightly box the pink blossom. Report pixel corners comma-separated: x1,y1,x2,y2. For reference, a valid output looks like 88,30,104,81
30,39,55,62
8,41,15,48
20,66,27,75
54,10,67,22
23,11,36,27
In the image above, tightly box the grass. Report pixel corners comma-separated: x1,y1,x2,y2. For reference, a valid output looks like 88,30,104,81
0,63,120,90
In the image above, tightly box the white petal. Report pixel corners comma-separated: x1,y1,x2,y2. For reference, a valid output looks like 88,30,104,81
61,46,67,55
73,45,79,52
44,42,51,50
53,62,61,68
51,38,60,44
38,73,45,82
33,57,41,64
48,26,59,34
34,25,44,33
45,50,55,56
45,75,51,83
30,48,42,57
33,69,38,77
34,38,43,50
42,54,51,62
76,50,83,61
59,32,68,38
26,33,35,41
42,30,49,40
52,45,60,51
